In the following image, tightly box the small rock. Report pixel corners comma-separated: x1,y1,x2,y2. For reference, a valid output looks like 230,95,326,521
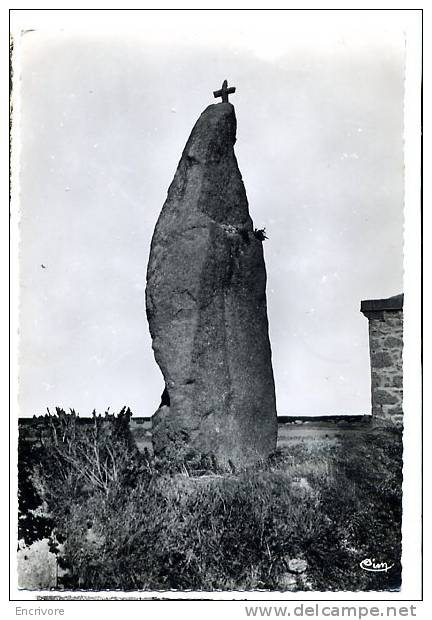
290,477,313,493
277,572,298,591
287,558,308,574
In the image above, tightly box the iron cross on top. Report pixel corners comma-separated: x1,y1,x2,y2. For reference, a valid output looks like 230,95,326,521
213,79,236,103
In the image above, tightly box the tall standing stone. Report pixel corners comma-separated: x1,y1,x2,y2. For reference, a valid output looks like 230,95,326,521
146,100,277,465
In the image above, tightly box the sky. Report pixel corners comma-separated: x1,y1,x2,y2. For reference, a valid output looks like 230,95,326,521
15,11,405,417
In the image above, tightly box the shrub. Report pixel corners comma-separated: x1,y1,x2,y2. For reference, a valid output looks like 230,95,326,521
253,228,268,241
18,436,53,546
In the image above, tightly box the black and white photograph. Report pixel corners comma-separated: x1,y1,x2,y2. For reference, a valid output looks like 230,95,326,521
9,8,422,602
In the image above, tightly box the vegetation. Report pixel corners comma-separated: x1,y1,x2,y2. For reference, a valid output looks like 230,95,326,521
253,228,268,241
18,409,402,592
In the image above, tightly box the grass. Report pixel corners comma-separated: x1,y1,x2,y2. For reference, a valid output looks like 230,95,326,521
18,410,403,592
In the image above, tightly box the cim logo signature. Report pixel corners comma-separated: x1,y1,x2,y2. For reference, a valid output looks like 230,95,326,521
360,558,394,573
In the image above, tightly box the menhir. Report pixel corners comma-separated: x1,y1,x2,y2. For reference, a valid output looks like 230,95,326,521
145,101,277,466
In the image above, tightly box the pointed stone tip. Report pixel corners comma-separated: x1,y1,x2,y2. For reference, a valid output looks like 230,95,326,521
187,102,237,155
205,101,235,112
199,102,235,122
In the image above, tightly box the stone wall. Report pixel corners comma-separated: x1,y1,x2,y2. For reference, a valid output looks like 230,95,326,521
361,294,403,426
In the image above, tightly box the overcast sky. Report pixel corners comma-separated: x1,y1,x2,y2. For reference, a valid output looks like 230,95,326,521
16,12,405,417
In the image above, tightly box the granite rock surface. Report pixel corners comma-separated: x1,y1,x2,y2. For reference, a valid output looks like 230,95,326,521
146,102,277,465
